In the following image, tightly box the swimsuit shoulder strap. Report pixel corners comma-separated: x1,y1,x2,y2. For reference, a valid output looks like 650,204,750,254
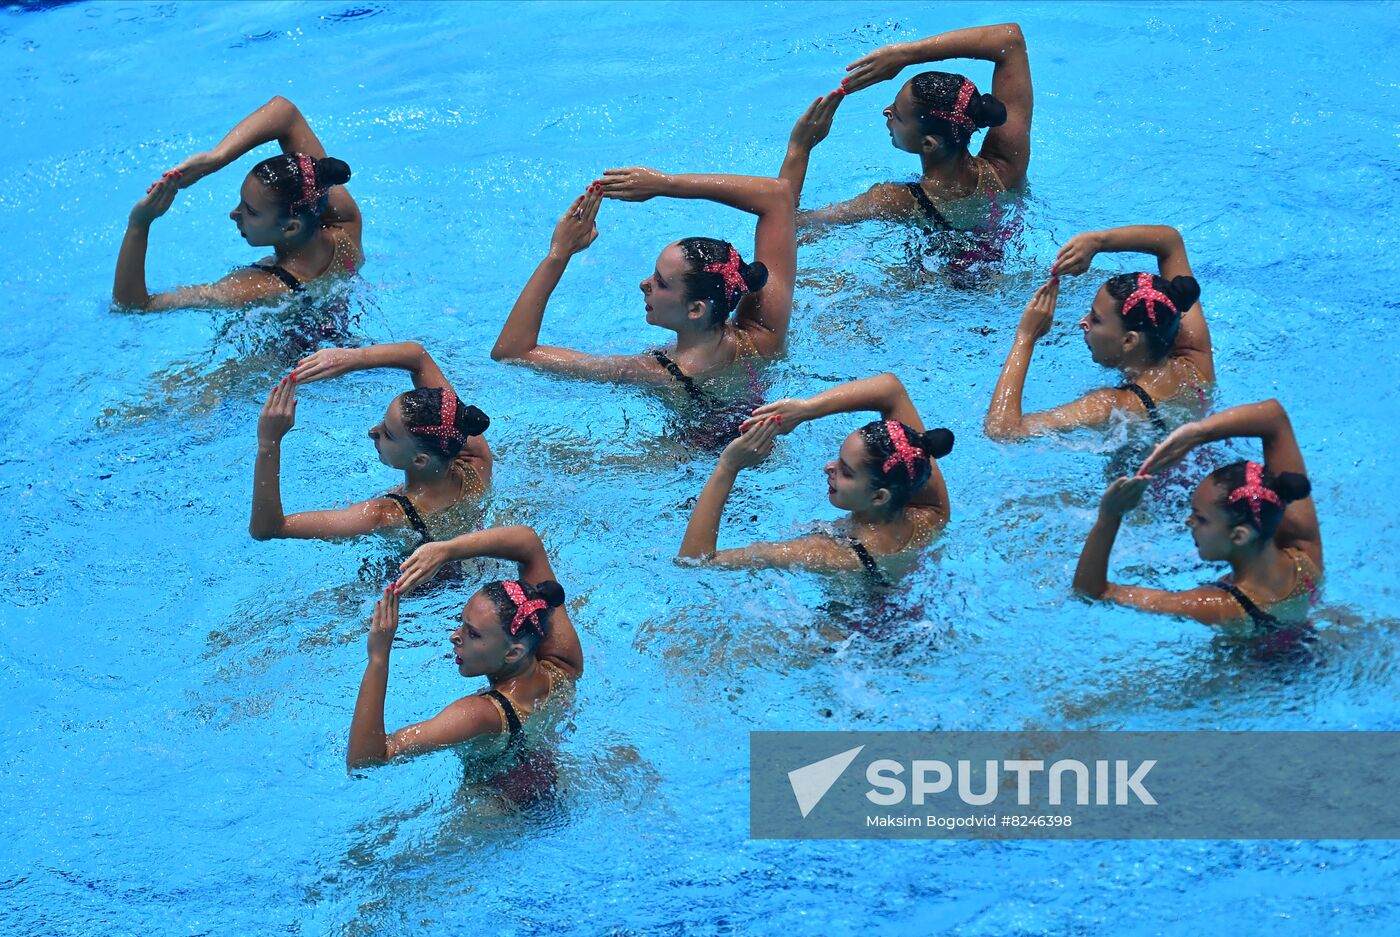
904,181,953,231
1118,381,1169,433
483,688,524,747
249,262,305,293
1204,580,1284,631
383,492,431,542
839,535,892,587
649,349,708,403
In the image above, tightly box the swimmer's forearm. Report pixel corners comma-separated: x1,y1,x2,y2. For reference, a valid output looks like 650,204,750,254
1093,226,1185,263
248,441,287,540
679,464,739,558
805,373,908,421
492,256,568,360
1181,399,1286,449
659,174,793,218
985,336,1035,439
113,224,153,309
779,148,813,207
347,656,391,770
432,526,543,565
352,342,431,374
210,96,304,167
1073,514,1121,598
903,23,1025,66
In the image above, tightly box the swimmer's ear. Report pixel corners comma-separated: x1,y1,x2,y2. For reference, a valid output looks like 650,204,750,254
502,638,528,666
919,133,946,156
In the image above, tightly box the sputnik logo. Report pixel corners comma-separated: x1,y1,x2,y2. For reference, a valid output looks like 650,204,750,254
787,745,865,818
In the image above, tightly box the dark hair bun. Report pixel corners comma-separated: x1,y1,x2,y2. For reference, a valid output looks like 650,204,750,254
740,260,769,296
1166,275,1201,311
968,93,1008,129
456,404,490,438
313,156,352,187
1273,471,1312,504
918,428,955,460
531,580,566,609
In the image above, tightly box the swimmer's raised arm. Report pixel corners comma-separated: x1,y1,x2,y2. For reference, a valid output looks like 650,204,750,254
247,377,403,541
779,94,915,232
294,342,450,390
1141,400,1321,568
1073,476,1241,625
600,167,796,355
678,418,782,560
396,526,583,678
780,93,846,210
491,186,667,385
843,23,1031,187
675,424,863,571
1056,225,1214,381
113,178,290,311
168,96,361,234
985,277,1119,439
113,97,361,312
347,587,503,770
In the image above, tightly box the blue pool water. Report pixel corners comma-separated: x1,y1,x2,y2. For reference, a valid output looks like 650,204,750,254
3,1,1400,933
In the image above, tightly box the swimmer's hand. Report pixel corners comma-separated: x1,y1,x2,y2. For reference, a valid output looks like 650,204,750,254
293,347,362,385
1099,475,1150,518
366,586,400,661
1053,231,1104,277
740,398,811,436
842,42,914,94
394,541,453,595
719,417,781,471
257,375,298,443
788,94,844,152
598,166,671,202
128,177,179,227
1138,423,1203,477
1015,277,1059,342
168,151,221,189
548,186,602,259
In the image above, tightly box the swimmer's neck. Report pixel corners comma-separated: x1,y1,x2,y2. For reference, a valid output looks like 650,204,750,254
917,149,977,190
401,457,462,496
672,320,727,357
486,654,539,690
1226,539,1288,588
846,506,907,542
272,224,332,271
1117,350,1168,382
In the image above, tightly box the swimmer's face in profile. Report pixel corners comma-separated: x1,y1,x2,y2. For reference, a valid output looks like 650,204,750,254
229,173,299,248
1186,481,1247,562
1079,284,1133,368
367,397,425,470
640,243,705,330
825,431,890,513
450,591,522,678
884,82,930,154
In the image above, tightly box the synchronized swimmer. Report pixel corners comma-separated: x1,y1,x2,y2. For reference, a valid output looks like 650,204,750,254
111,20,1327,786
